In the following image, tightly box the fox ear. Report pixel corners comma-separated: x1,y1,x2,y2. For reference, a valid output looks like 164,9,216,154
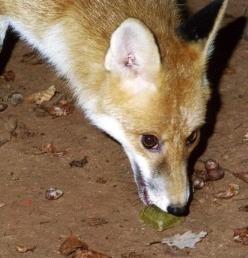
177,0,228,57
105,18,160,78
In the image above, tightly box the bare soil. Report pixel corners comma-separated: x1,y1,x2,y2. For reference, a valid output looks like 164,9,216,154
0,1,247,257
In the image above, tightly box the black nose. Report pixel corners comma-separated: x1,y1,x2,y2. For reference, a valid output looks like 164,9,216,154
167,205,188,216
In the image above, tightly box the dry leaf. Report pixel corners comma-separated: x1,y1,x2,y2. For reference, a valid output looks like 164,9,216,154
25,85,56,104
214,184,240,199
59,236,88,256
224,66,237,75
234,227,248,245
42,143,67,157
238,205,248,212
96,177,107,184
234,172,248,184
42,143,56,153
81,217,108,227
50,99,74,118
0,70,15,81
72,249,111,258
59,236,111,257
162,230,208,249
15,245,36,253
69,157,88,168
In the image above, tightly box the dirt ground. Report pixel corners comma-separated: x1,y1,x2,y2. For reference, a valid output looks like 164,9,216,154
0,1,247,257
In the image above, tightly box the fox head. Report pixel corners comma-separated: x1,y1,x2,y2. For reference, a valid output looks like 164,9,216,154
87,0,228,215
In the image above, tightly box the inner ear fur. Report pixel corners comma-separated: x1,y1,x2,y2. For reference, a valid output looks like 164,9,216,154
105,18,160,78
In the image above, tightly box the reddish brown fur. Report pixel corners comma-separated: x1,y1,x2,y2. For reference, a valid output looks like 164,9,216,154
0,0,226,210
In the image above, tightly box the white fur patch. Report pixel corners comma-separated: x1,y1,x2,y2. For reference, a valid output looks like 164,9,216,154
120,76,157,94
0,17,9,48
88,113,129,146
9,19,72,78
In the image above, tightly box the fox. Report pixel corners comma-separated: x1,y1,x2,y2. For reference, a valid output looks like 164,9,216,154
0,0,228,216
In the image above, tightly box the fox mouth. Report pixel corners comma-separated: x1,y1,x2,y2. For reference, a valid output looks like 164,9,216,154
133,163,151,206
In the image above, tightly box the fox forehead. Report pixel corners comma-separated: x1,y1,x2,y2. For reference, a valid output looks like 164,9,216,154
103,45,210,137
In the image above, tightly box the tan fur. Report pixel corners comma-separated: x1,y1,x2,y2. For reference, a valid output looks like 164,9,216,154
0,0,227,212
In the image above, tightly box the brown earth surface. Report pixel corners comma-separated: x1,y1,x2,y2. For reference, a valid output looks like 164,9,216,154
0,1,247,257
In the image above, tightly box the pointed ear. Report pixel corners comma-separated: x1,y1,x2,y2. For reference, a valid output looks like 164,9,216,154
105,18,160,78
177,0,228,58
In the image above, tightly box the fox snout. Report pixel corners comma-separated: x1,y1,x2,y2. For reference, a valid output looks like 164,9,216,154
126,148,190,216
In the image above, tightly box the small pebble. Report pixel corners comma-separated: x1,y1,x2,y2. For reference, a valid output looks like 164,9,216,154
15,245,36,253
192,177,205,190
206,168,225,181
0,202,5,208
4,116,18,134
0,103,8,112
45,188,63,200
8,93,24,105
205,159,219,171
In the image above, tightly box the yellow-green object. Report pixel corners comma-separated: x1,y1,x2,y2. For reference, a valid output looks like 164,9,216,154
139,205,185,231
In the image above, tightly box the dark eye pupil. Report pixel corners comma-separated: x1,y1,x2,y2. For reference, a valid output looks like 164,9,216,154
142,134,159,149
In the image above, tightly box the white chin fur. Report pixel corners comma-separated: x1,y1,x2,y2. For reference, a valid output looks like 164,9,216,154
124,148,171,212
86,112,172,212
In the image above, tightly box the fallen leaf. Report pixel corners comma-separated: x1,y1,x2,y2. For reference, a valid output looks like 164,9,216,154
15,245,36,253
42,143,67,157
96,177,107,184
72,249,111,258
162,230,208,249
238,205,248,212
234,172,248,184
42,143,56,153
33,104,50,117
214,184,240,199
81,217,108,227
0,202,5,208
224,66,237,75
17,123,36,139
234,227,248,245
25,85,56,105
139,205,185,232
0,70,15,81
59,236,88,256
69,157,88,168
50,99,74,118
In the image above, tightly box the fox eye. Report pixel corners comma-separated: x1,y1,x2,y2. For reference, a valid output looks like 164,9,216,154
142,134,159,149
186,130,198,147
